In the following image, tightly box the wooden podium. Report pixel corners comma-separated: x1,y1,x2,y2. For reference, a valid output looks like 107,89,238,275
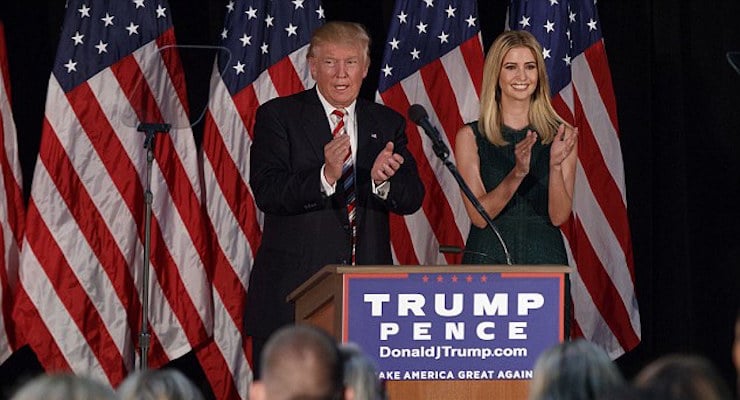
288,265,569,400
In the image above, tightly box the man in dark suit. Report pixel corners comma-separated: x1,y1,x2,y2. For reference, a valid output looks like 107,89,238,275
245,21,425,377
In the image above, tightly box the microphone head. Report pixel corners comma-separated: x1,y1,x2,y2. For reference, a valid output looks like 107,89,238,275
408,104,428,124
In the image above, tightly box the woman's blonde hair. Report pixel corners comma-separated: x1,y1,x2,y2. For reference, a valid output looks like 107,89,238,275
479,30,565,146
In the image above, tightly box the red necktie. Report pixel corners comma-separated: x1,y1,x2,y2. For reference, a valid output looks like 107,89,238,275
331,109,356,265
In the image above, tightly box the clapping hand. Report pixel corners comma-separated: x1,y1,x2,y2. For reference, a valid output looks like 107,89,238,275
323,134,351,185
550,124,578,168
371,142,404,184
513,130,538,177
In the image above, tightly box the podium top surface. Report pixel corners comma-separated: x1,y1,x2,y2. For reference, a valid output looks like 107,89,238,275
287,264,571,302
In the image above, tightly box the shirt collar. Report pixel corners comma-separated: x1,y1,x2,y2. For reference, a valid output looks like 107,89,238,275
315,86,357,121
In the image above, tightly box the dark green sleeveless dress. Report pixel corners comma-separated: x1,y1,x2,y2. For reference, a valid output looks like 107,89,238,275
462,123,568,265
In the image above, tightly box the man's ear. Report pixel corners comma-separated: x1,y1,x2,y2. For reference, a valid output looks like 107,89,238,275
249,381,266,400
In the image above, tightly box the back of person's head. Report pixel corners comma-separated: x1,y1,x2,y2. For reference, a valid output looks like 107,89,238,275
339,343,384,400
634,354,732,400
11,373,117,400
307,21,371,62
117,369,204,400
733,308,740,390
251,324,342,400
528,339,625,400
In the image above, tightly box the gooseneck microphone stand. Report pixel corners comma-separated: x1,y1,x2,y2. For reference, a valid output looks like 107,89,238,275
431,139,513,266
408,105,513,265
136,122,171,370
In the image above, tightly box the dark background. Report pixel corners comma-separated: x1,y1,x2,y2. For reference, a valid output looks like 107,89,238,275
1,0,739,398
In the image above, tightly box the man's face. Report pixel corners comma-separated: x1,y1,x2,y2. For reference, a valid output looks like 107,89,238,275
309,41,369,109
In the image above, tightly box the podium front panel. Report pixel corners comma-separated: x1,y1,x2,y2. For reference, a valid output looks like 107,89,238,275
342,271,565,383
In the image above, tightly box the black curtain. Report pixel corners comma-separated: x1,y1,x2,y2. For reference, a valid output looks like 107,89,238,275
1,0,739,399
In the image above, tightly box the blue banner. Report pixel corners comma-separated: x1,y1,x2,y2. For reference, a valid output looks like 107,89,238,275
344,272,564,381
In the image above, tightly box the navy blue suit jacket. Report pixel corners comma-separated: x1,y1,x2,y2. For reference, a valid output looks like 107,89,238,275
244,88,425,337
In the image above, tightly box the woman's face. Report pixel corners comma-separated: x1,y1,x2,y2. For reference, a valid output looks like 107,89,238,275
498,46,538,103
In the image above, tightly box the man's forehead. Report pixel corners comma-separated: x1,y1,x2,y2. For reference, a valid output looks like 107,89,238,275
314,42,365,57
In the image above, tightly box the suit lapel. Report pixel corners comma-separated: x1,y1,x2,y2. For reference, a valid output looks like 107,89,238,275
356,99,379,177
301,88,332,162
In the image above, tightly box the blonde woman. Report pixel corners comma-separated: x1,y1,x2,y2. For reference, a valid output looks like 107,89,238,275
456,30,578,266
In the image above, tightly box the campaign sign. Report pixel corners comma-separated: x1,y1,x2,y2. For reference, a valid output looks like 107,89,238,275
342,272,564,381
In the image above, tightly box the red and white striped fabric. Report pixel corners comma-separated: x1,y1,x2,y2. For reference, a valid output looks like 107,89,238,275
0,20,25,365
507,0,641,357
12,0,212,385
558,41,642,357
376,0,482,265
197,1,323,398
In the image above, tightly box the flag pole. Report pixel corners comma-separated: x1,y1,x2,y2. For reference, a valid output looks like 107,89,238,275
136,122,171,371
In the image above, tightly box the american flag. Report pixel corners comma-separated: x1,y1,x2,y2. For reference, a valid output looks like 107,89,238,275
198,0,323,398
508,0,641,357
12,0,212,385
376,0,483,265
0,20,25,365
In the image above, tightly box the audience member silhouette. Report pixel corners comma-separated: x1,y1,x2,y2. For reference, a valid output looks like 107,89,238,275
249,324,343,400
733,308,739,397
339,343,384,400
117,368,204,400
528,339,625,400
634,353,732,400
10,373,116,400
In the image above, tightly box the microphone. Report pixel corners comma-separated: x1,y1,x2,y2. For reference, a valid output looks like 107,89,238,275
408,104,513,265
408,104,450,159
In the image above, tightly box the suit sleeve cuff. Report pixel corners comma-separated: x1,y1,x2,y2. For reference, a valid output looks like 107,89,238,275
320,164,337,196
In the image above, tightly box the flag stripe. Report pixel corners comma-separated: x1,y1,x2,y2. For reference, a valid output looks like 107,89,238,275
0,20,24,363
508,0,640,357
16,0,212,383
268,56,306,98
198,2,324,398
202,110,261,260
380,84,460,264
570,86,632,259
22,195,126,383
378,2,481,265
13,284,72,371
561,217,640,351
